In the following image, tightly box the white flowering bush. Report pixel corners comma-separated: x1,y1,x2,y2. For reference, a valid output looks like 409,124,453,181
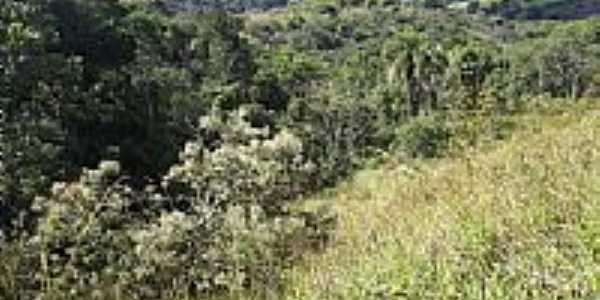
26,160,142,299
7,108,334,299
157,109,325,295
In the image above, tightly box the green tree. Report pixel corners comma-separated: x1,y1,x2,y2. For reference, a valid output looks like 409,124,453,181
0,0,64,234
449,45,496,109
384,31,449,117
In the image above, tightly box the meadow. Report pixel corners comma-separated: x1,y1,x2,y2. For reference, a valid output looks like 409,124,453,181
281,99,600,299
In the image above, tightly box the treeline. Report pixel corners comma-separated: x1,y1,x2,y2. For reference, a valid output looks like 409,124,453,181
156,0,291,14
493,0,600,20
2,0,600,299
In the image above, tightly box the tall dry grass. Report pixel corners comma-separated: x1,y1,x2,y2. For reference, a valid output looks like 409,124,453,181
283,99,600,300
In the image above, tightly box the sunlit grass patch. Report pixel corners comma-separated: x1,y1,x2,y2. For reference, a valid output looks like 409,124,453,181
283,99,600,300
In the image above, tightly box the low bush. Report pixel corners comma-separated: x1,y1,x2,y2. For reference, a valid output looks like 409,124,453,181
392,114,452,159
286,98,381,187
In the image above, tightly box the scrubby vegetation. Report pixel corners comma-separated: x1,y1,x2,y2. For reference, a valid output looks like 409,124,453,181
1,0,600,299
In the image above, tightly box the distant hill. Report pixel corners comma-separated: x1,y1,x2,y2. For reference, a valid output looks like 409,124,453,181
493,0,600,20
149,0,290,13
133,0,600,18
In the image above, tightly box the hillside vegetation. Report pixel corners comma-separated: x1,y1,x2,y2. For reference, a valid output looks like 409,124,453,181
284,99,600,299
2,0,600,299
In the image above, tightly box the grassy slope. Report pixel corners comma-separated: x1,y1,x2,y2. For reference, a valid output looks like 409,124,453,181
283,99,600,299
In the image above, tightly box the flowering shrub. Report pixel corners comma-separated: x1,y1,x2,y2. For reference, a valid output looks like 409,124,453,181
6,108,332,299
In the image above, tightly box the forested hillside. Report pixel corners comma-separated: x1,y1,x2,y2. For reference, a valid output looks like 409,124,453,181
1,0,600,299
492,0,600,20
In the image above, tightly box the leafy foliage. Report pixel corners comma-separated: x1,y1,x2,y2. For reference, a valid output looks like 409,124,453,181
3,0,600,299
392,114,452,158
6,113,333,299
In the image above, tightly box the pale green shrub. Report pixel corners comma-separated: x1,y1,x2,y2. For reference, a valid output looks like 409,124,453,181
392,114,452,158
